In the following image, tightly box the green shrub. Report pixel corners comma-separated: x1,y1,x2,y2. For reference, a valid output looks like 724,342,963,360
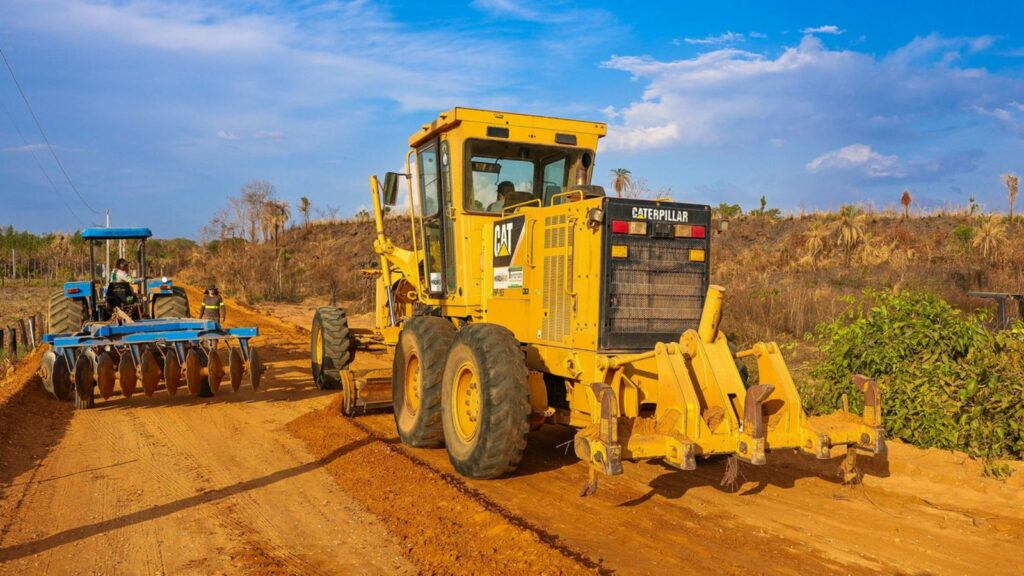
806,289,1024,460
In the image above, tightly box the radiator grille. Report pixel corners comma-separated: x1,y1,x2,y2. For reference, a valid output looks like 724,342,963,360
542,215,570,343
602,236,707,350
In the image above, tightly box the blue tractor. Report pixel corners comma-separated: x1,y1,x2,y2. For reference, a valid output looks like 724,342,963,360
40,227,263,408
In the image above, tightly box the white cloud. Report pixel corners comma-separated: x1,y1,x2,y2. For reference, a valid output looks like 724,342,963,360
600,34,1023,151
215,130,240,141
801,25,845,35
1,143,48,152
683,31,745,46
254,130,285,140
603,123,679,152
769,138,786,147
806,144,901,178
749,32,768,39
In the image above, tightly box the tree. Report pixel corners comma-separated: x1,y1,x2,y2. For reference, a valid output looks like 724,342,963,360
900,190,912,218
972,215,1006,263
610,168,631,198
1002,173,1019,222
834,204,866,265
239,180,277,243
299,196,312,228
623,176,651,199
804,219,829,268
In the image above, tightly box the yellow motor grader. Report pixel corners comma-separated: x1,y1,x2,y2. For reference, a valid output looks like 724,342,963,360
311,108,885,491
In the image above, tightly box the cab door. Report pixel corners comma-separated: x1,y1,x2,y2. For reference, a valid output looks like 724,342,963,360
417,139,457,297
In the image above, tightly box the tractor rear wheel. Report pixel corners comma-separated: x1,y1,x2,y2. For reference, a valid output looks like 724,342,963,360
48,289,88,335
441,323,529,479
311,307,354,390
392,316,456,448
153,287,190,319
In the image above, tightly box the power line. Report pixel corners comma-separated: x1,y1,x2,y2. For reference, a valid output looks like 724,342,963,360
0,45,101,215
0,97,84,225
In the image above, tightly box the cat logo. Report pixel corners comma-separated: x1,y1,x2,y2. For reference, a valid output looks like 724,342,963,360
495,222,513,257
492,215,525,268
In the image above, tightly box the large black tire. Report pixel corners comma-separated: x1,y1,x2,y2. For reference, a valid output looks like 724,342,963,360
311,307,354,390
153,287,190,319
47,289,88,335
392,316,456,448
441,323,529,479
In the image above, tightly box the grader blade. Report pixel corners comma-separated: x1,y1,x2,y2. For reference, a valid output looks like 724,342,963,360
229,348,244,392
118,352,138,399
185,348,205,396
207,349,224,393
141,349,162,397
247,347,263,390
96,352,117,400
164,352,182,397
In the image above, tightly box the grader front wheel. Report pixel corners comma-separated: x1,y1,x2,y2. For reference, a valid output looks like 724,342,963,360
310,307,353,390
441,323,530,479
392,317,455,448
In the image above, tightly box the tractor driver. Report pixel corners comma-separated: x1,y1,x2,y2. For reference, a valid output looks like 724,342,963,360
201,285,227,324
487,181,515,212
111,258,134,283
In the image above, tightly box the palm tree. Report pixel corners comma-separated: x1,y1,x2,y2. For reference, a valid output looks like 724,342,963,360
299,197,311,228
834,204,866,265
610,168,631,198
972,215,1007,263
900,190,912,219
1002,173,1019,222
804,219,829,268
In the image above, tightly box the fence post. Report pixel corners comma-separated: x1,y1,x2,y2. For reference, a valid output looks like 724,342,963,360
6,326,15,357
35,313,44,343
18,318,29,351
0,328,4,353
27,317,36,350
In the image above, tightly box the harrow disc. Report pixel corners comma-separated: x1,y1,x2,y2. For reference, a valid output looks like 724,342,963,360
208,349,224,394
118,352,138,399
52,354,73,402
228,348,244,392
247,347,263,391
73,352,96,409
41,351,57,395
164,352,182,397
141,349,162,397
96,352,117,400
185,348,205,396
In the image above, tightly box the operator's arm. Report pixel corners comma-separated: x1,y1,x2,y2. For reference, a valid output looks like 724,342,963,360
114,269,134,283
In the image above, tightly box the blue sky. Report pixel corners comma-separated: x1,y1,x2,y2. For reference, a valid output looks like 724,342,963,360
1,0,1023,237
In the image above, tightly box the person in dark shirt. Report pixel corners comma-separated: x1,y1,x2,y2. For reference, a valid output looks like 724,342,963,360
201,285,226,323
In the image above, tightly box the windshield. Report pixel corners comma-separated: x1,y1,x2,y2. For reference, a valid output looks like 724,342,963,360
463,139,589,213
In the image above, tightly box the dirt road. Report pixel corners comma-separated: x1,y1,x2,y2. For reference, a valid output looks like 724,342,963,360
1,291,1022,575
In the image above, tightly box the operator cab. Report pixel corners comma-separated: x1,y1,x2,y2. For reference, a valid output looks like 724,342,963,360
79,227,153,321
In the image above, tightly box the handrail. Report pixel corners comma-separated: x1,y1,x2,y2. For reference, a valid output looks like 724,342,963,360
551,189,584,205
501,198,541,216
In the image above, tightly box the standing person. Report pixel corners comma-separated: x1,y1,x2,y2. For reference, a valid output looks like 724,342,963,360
201,285,227,324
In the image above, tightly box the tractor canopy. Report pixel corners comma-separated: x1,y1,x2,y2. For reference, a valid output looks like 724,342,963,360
81,227,153,240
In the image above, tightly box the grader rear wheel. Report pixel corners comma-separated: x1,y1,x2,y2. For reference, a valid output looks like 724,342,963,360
392,316,456,448
441,323,529,479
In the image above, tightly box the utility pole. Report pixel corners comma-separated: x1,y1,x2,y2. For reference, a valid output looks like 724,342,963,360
105,209,110,283
10,248,14,280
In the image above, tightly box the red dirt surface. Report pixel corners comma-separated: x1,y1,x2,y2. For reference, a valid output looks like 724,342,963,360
0,290,1020,575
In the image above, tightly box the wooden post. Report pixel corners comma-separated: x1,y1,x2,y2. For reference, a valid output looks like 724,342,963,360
18,318,29,351
0,327,4,353
6,326,15,356
27,316,36,350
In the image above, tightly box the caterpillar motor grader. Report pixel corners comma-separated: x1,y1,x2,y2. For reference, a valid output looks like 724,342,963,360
311,108,885,491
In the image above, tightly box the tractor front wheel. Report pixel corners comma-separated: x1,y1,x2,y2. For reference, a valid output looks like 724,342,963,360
441,323,529,479
392,316,455,448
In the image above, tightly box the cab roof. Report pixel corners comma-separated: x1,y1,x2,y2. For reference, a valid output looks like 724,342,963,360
409,107,607,148
81,227,153,240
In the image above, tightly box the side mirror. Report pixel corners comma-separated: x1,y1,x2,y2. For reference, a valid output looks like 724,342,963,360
383,172,400,206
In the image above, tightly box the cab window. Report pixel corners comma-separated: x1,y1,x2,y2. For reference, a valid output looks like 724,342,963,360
463,140,586,213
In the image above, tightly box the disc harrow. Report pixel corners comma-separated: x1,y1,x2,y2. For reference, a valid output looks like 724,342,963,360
41,318,262,409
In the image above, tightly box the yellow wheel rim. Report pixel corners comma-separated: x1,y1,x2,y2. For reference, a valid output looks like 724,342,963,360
404,355,421,414
452,361,481,443
315,328,324,365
